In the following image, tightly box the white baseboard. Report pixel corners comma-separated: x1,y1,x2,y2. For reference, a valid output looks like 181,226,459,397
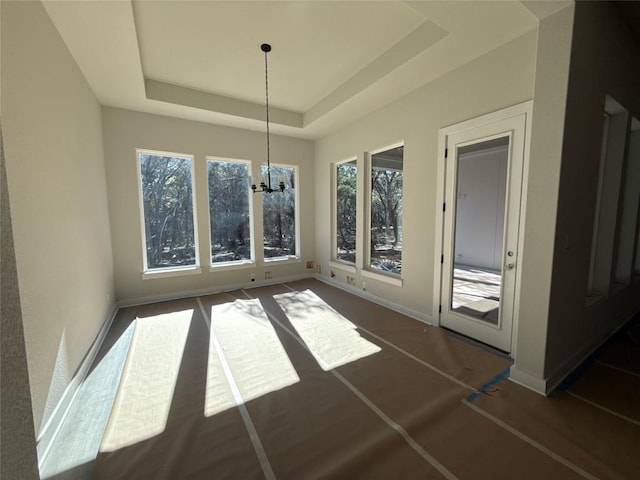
36,303,119,469
508,367,548,395
511,309,638,396
316,275,434,326
117,273,316,308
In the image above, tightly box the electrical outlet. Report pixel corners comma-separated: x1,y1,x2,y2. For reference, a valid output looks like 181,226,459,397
316,265,322,274
306,261,314,269
265,271,272,279
330,270,335,278
251,273,255,282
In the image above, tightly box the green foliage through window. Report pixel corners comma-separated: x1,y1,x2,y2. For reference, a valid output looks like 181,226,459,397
139,153,196,270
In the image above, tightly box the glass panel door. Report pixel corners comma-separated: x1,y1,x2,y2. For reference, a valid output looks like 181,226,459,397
450,137,509,326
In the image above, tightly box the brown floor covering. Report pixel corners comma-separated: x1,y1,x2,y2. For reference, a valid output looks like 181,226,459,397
51,279,640,479
473,314,640,480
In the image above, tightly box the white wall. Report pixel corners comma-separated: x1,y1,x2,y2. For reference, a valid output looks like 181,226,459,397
454,145,508,272
102,107,315,305
2,1,115,433
314,30,537,320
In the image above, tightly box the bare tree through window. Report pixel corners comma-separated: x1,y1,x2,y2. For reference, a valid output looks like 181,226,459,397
208,159,252,264
138,153,197,270
336,159,357,263
262,165,296,259
370,146,403,274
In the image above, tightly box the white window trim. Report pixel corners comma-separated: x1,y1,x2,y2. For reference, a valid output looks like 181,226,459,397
332,157,358,267
261,162,301,261
264,256,301,266
136,148,200,274
142,266,202,280
209,260,256,272
361,268,403,287
329,260,357,274
364,141,404,280
206,156,256,267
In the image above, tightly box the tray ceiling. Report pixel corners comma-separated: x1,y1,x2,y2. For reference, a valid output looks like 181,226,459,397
42,1,569,139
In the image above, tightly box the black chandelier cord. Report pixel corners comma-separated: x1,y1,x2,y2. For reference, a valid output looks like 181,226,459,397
264,44,272,190
252,43,284,194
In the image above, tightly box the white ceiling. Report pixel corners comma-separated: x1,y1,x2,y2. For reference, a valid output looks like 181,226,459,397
42,0,571,139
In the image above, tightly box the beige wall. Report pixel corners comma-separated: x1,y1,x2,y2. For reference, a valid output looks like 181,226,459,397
2,1,115,433
314,30,537,319
102,107,315,305
542,2,640,387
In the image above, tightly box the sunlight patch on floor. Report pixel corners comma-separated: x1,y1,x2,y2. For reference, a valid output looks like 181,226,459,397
273,290,381,371
40,321,135,479
100,310,192,452
205,299,300,417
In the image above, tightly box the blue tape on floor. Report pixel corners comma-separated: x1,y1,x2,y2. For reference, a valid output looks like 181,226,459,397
466,367,511,403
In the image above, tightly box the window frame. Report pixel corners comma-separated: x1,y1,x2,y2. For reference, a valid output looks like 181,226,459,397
332,157,358,268
136,148,201,277
365,142,405,284
261,162,301,264
206,156,256,270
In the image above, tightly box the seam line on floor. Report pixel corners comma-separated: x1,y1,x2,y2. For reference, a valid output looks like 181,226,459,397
241,289,457,480
564,390,640,427
197,297,275,480
594,359,640,379
462,400,598,480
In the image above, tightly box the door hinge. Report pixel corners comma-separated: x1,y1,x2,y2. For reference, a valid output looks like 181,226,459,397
440,254,444,264
443,202,446,212
439,305,442,313
445,148,448,159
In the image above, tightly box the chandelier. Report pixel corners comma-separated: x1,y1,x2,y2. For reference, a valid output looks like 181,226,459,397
251,43,285,194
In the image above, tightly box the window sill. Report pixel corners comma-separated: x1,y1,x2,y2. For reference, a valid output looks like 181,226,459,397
142,266,202,280
264,256,301,266
585,293,606,307
361,269,403,287
329,260,357,274
209,260,255,272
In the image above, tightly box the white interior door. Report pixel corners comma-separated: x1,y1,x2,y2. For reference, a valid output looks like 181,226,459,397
439,111,527,352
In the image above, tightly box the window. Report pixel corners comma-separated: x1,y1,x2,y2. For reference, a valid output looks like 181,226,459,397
369,145,403,275
335,159,357,263
588,96,630,299
207,158,253,265
614,116,640,285
137,151,198,271
262,165,297,259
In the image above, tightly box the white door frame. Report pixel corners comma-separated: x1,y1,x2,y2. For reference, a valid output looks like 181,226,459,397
432,101,533,355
